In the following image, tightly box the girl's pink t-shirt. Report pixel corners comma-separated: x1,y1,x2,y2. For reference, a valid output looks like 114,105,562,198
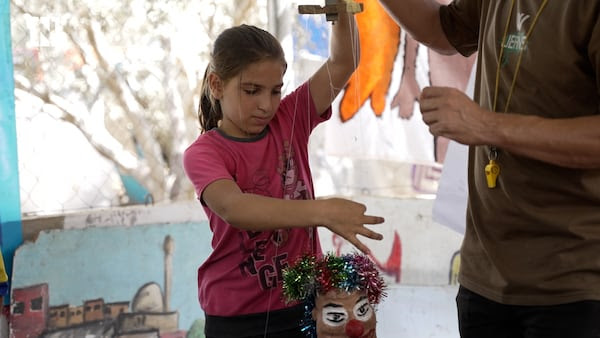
183,81,329,316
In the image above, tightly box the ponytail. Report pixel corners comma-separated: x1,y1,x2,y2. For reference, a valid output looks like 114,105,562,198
198,65,222,133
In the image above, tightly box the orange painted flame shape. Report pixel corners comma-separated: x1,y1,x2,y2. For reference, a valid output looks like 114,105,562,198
339,0,400,122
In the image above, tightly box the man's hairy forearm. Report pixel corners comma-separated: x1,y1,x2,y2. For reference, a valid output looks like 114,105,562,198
491,113,600,169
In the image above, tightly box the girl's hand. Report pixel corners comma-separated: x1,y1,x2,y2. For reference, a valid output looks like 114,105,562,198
320,198,385,254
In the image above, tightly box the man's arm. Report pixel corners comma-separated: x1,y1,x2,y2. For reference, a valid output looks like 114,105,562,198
202,179,385,254
493,114,600,169
378,0,456,55
309,3,360,115
419,87,600,169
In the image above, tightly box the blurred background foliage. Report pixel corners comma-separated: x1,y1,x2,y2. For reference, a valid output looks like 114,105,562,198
11,0,275,214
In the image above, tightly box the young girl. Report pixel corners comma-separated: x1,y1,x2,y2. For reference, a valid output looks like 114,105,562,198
183,7,384,337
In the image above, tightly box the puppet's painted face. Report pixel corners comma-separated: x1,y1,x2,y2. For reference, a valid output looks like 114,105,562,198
312,289,377,338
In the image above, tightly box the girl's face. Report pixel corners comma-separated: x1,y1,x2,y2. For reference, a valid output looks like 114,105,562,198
211,59,285,138
313,290,377,338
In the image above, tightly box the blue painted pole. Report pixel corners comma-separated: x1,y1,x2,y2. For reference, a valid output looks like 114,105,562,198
0,0,24,303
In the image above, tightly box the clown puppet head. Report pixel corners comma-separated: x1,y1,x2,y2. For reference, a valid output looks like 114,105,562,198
283,253,387,338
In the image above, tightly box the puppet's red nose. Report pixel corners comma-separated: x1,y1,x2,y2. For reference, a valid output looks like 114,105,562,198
345,319,364,337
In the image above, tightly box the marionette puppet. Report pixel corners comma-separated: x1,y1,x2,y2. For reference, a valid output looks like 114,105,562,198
283,252,387,338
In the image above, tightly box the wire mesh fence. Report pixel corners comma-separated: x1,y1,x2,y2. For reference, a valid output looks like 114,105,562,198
11,0,268,216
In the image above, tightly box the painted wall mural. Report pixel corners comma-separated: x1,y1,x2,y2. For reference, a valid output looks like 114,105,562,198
324,0,476,164
12,281,185,337
10,223,211,337
11,197,463,338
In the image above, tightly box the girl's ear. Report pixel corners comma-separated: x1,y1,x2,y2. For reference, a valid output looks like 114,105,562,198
208,73,223,100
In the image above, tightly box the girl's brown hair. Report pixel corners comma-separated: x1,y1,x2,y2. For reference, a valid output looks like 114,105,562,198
198,24,287,132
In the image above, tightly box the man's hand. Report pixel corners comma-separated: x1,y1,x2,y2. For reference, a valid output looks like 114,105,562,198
419,86,492,146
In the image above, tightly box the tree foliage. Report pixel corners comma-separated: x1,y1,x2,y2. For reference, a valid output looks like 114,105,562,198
11,0,266,207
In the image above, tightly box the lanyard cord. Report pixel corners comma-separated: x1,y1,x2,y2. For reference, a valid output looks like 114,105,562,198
488,0,549,167
492,0,549,113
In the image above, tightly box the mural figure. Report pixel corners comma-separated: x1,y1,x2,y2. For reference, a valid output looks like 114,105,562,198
339,0,476,163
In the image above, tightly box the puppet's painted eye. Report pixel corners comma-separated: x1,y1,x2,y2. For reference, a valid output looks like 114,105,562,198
353,298,373,321
323,306,348,326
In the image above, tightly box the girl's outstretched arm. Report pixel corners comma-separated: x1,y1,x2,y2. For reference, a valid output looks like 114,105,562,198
309,1,360,115
203,178,384,254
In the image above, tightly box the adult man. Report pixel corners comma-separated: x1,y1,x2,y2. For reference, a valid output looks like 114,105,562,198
378,0,600,337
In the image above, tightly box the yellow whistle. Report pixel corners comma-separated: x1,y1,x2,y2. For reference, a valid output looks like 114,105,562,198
485,160,500,188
